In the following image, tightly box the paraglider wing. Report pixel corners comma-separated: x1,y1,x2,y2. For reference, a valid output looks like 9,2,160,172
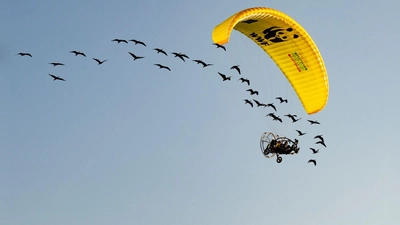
212,7,329,114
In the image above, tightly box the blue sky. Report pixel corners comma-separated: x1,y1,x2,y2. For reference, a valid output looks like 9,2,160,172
2,0,399,224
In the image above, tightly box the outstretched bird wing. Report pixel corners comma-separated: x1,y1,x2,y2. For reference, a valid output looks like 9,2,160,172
308,159,316,166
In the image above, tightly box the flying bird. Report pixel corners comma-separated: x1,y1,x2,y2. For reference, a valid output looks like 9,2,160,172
49,62,64,66
129,39,146,46
230,65,241,74
128,52,144,60
93,58,107,65
253,99,267,107
238,77,250,86
310,148,319,154
285,114,301,123
218,72,231,81
172,52,189,61
308,159,317,166
308,120,320,125
153,48,168,56
213,43,226,51
17,52,32,57
246,89,259,95
285,114,297,118
112,39,128,44
266,103,276,112
192,59,213,68
154,64,171,71
315,140,326,148
295,130,306,136
244,99,253,107
48,74,65,81
266,113,282,123
70,51,86,57
276,97,288,103
314,135,324,143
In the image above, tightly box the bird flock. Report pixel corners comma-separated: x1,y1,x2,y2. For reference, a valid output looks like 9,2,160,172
16,38,327,166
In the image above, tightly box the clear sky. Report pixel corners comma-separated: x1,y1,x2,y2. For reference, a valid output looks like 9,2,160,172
2,0,399,224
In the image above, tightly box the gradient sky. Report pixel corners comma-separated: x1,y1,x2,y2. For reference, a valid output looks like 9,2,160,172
2,0,399,225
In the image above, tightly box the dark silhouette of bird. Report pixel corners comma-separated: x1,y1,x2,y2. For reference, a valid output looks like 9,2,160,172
230,65,241,74
17,52,32,57
285,114,301,123
285,113,297,118
244,99,253,107
112,39,128,44
266,103,276,111
218,72,231,81
308,159,317,166
172,52,189,61
310,148,319,154
315,140,326,148
276,97,288,103
308,120,320,125
70,51,86,57
246,89,259,95
48,74,65,81
296,130,306,136
49,62,64,66
93,58,107,65
292,117,301,123
128,52,144,60
266,113,282,123
154,64,171,71
129,39,146,46
253,99,267,107
238,77,250,86
153,48,168,56
314,135,324,143
192,59,213,67
213,43,226,51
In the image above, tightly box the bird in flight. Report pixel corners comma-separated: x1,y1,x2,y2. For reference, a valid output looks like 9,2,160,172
284,114,301,123
49,62,65,66
238,77,250,86
295,130,306,136
308,159,317,166
48,74,65,81
17,52,32,57
192,59,213,68
172,52,189,62
253,99,267,107
310,148,319,154
93,58,107,65
217,72,231,81
153,48,168,56
315,140,326,148
154,64,171,71
246,89,259,95
129,39,146,46
112,39,128,44
70,51,86,57
213,43,226,51
266,103,276,112
230,65,241,74
314,135,324,143
128,52,144,60
244,99,253,107
276,97,288,103
308,120,320,125
266,113,282,123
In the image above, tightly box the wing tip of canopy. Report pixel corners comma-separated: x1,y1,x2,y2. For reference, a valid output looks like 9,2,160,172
212,7,283,45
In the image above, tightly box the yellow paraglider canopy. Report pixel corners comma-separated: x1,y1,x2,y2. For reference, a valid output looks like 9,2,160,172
212,7,328,114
